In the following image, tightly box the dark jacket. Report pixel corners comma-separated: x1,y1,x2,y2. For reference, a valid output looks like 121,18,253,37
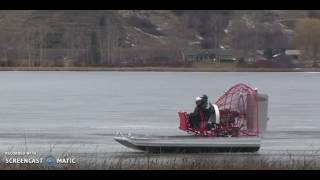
189,105,210,129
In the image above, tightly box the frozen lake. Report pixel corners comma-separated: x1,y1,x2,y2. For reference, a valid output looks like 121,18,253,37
0,71,320,158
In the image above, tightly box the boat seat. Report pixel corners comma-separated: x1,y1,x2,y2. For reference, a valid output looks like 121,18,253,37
178,112,190,131
179,112,209,134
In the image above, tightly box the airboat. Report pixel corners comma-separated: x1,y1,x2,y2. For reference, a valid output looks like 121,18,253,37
114,83,269,153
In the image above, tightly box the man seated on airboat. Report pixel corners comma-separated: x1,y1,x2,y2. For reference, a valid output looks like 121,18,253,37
188,94,217,131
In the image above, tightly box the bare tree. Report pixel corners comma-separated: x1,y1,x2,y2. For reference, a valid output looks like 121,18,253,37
229,19,255,51
295,18,320,67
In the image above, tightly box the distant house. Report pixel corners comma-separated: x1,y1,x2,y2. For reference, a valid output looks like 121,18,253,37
254,49,301,61
181,48,302,65
285,49,301,60
256,50,264,56
243,51,266,64
252,49,302,68
181,49,238,64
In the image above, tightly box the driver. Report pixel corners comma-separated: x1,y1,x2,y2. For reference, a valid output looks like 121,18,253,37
189,96,203,129
189,95,212,130
199,94,216,129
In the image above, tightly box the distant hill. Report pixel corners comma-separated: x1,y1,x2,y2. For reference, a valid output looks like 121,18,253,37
0,10,316,67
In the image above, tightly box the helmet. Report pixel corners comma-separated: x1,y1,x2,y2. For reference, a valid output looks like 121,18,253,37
200,94,208,108
195,96,202,105
201,94,208,100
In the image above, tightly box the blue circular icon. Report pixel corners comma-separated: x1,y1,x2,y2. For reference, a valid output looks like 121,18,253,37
45,155,57,166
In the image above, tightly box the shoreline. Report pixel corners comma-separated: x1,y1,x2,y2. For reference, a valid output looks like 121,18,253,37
0,66,319,72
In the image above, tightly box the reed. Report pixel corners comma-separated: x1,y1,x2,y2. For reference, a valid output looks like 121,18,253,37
1,152,320,170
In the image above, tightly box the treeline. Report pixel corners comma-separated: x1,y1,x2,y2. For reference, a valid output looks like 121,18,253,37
0,10,319,67
0,11,130,67
0,10,187,67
